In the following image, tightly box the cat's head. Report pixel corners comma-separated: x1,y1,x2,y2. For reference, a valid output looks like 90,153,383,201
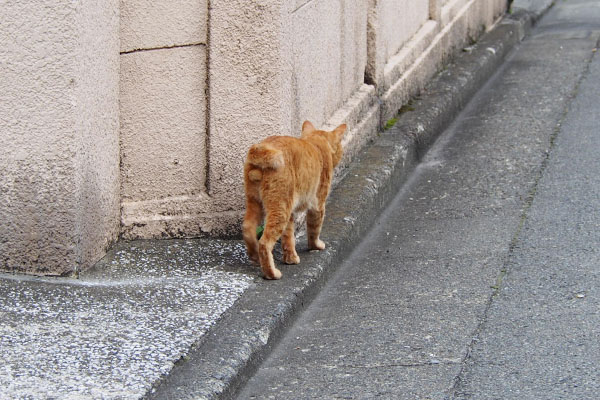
302,121,347,167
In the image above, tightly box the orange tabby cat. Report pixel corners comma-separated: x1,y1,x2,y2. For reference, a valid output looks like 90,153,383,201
243,121,346,279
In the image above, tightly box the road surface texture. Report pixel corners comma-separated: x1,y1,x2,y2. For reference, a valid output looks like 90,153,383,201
237,1,600,398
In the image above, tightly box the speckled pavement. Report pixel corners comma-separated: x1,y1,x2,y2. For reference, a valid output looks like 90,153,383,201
0,240,255,399
0,2,554,399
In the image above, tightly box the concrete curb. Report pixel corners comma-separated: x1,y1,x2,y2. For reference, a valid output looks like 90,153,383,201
146,8,548,400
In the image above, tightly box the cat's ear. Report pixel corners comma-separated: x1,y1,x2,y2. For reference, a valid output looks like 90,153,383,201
333,124,346,143
302,120,316,136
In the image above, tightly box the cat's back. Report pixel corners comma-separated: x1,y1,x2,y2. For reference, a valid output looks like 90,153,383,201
261,135,320,161
262,135,308,151
245,135,322,184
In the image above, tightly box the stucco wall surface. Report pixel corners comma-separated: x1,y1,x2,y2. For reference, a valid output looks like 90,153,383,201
290,0,368,128
379,0,430,63
120,0,207,52
120,46,207,202
184,0,373,238
0,0,120,275
206,0,293,216
75,0,121,274
119,0,209,239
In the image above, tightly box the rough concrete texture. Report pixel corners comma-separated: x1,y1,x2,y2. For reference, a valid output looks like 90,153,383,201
148,10,542,399
206,0,368,210
441,0,473,26
0,240,254,399
120,45,207,205
378,0,430,62
0,1,120,275
206,0,293,215
238,2,600,398
290,0,367,126
120,0,207,53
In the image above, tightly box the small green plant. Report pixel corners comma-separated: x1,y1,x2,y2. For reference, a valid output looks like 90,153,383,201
384,117,398,130
399,99,415,115
256,224,264,240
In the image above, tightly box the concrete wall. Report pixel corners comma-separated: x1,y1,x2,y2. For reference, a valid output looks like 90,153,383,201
121,0,376,239
380,0,431,63
0,0,120,275
119,0,209,239
290,0,368,127
1,0,507,273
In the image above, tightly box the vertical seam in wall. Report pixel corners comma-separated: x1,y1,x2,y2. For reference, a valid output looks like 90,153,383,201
118,0,125,240
364,0,377,86
339,0,345,106
205,0,212,195
75,5,85,273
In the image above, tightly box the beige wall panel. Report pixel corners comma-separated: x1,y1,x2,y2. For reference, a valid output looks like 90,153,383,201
120,0,208,52
76,0,121,272
207,0,293,213
205,0,370,237
340,2,369,102
486,0,508,27
367,0,431,88
291,0,343,127
291,0,367,127
380,0,430,62
120,46,207,203
381,20,439,94
441,0,471,27
1,0,120,275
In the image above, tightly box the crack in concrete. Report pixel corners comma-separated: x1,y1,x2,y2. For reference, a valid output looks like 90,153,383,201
120,42,206,55
322,359,463,370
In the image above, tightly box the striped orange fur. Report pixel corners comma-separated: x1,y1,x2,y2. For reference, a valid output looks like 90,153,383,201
242,121,346,279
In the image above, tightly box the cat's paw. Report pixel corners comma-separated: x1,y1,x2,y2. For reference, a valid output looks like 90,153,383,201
283,252,300,265
263,267,282,280
309,239,326,251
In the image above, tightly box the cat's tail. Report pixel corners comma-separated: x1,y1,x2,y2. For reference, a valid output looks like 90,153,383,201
246,143,284,182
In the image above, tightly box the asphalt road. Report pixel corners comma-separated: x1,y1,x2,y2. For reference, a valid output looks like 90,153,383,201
236,1,600,398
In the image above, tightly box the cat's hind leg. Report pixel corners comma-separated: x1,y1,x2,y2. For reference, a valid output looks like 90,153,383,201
259,206,290,280
242,197,262,263
307,207,326,250
281,214,300,265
